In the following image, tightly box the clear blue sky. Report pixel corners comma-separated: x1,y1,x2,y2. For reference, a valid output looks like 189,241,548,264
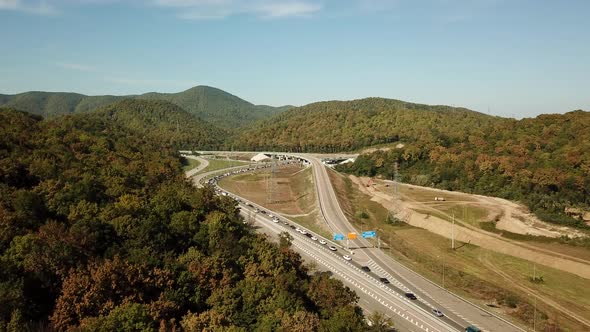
1,0,588,118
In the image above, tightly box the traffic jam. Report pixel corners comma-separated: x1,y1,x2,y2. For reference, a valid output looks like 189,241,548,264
203,163,454,324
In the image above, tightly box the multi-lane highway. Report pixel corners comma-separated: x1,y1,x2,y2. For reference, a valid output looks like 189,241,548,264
187,151,526,331
297,154,525,332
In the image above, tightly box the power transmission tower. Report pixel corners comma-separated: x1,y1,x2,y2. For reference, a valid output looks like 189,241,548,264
267,155,278,204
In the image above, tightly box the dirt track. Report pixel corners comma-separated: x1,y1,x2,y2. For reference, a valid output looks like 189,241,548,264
349,176,590,280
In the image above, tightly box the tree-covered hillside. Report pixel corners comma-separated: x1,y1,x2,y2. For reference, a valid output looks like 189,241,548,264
0,86,290,129
337,110,590,228
93,99,226,150
235,97,501,152
139,86,291,129
0,109,367,331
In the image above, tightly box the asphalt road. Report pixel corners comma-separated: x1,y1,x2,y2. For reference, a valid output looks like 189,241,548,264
187,151,525,332
238,195,458,332
296,153,525,332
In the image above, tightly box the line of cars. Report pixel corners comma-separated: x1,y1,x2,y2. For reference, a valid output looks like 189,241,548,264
207,166,453,325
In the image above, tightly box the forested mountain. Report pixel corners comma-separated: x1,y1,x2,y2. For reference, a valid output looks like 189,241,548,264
0,86,290,129
0,109,367,331
93,99,226,150
139,86,292,129
235,97,502,152
337,110,590,228
0,92,122,117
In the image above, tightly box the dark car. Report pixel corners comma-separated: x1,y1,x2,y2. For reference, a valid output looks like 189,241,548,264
289,225,296,229
361,266,371,272
405,292,417,300
379,277,390,284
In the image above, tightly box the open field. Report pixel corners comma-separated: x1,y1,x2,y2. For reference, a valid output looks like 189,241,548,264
327,169,590,332
218,165,329,236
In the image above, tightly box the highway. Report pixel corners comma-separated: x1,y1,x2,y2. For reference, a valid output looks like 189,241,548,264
233,189,458,332
297,154,525,332
187,151,526,331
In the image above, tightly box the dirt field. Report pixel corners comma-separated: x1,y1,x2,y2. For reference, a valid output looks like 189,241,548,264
326,170,590,331
218,165,328,235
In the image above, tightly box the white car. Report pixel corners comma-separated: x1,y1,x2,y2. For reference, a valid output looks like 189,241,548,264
300,230,307,235
272,218,279,223
319,239,327,245
295,227,301,232
432,309,444,317
328,246,337,251
342,255,352,261
311,236,318,241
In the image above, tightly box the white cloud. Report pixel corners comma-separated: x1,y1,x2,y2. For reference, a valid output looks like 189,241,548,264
154,0,322,20
55,62,96,72
257,1,321,18
0,0,57,14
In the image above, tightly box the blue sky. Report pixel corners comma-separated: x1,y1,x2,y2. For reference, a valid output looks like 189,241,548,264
0,0,588,118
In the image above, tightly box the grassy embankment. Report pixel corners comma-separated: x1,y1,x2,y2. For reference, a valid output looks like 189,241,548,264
181,157,200,172
218,165,330,238
197,158,250,175
327,168,590,332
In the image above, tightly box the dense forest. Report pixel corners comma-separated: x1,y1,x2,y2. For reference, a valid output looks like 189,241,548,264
234,98,501,152
336,110,590,228
0,86,290,129
0,109,368,331
93,99,226,151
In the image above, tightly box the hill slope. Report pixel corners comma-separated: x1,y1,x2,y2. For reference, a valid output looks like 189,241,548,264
0,108,367,331
235,97,502,152
0,86,290,129
139,86,290,128
93,99,226,150
337,109,590,228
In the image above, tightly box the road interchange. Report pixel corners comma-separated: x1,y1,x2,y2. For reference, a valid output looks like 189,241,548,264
188,152,526,332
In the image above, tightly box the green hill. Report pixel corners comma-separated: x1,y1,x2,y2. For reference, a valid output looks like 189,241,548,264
139,86,291,128
235,97,502,152
337,109,590,228
0,86,290,129
0,108,367,330
92,99,226,150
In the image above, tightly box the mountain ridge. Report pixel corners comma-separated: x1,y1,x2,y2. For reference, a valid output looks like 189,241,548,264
0,85,291,129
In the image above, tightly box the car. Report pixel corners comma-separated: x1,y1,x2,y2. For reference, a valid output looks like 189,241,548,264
304,233,312,238
432,309,444,317
272,218,279,223
465,325,482,332
405,293,417,300
260,210,267,214
328,246,337,251
361,266,371,272
342,255,352,261
319,239,327,245
295,227,301,232
300,230,307,235
311,236,318,241
290,225,296,229
268,214,274,218
283,221,289,225
379,277,390,284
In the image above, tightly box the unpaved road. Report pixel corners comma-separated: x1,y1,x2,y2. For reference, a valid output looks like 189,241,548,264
352,176,590,280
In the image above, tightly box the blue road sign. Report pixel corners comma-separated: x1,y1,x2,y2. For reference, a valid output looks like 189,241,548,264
333,233,345,241
362,231,376,239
